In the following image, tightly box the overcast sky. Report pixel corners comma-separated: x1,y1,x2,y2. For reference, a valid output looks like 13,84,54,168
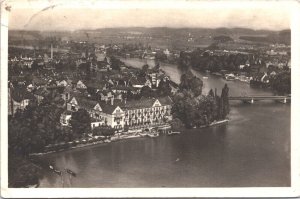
8,1,291,31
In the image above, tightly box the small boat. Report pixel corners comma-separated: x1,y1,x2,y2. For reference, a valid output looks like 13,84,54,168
168,131,181,135
53,169,62,176
147,133,159,138
65,169,76,177
139,132,148,137
26,183,39,188
224,74,236,81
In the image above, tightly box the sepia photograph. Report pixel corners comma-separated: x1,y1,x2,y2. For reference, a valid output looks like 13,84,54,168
1,0,300,197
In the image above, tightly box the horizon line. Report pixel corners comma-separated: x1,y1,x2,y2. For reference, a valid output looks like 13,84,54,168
8,26,291,32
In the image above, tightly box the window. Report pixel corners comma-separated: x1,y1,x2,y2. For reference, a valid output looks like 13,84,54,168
71,105,76,111
95,113,100,119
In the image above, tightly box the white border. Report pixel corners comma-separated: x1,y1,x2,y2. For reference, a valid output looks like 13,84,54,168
1,0,300,198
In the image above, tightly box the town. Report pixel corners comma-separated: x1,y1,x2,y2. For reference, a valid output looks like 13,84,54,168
7,27,291,188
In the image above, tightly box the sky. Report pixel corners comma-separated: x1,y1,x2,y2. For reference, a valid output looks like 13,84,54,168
7,0,292,31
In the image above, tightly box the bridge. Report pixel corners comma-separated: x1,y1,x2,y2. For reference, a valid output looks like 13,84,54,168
228,95,291,104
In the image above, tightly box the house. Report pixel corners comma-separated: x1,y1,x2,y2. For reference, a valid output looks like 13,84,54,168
60,110,72,126
99,90,115,102
129,76,152,88
56,79,68,87
34,87,50,104
76,80,87,90
260,72,270,84
8,87,34,115
66,96,124,129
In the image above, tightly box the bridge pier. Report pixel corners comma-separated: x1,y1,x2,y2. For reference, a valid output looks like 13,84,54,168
277,97,287,104
242,99,254,104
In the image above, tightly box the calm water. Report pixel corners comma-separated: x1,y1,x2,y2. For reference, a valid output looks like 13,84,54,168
39,58,290,187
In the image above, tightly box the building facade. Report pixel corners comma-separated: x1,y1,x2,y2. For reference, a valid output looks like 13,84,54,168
66,96,172,131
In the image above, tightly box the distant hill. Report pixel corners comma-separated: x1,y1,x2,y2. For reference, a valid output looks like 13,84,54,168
213,35,233,43
239,29,290,44
9,27,290,48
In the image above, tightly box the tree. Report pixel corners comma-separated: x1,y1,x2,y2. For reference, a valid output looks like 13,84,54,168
8,156,42,187
69,108,91,137
140,86,153,98
220,84,230,119
156,79,171,96
208,89,215,98
142,64,149,73
170,118,184,130
172,90,217,128
271,71,291,95
110,56,121,70
179,70,203,96
92,126,115,137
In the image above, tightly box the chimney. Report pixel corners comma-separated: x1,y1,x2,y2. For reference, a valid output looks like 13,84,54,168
51,44,53,59
111,97,114,105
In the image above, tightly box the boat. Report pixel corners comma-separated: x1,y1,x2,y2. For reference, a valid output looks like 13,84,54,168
167,131,181,135
209,119,229,126
203,76,208,79
139,132,148,137
224,74,236,81
65,168,76,177
147,133,159,138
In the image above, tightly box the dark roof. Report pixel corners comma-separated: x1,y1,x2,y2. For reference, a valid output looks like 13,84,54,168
34,87,50,97
129,76,148,85
98,101,120,114
72,96,98,110
32,76,48,85
111,85,129,91
70,95,172,114
85,80,106,89
11,87,34,102
121,96,173,110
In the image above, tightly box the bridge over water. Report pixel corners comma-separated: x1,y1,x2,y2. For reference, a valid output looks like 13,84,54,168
228,95,291,104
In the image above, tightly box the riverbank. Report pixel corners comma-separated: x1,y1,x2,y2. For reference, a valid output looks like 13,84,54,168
30,119,229,156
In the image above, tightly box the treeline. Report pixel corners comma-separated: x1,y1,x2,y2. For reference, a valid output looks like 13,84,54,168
178,49,253,72
271,71,291,95
171,70,230,128
8,90,65,187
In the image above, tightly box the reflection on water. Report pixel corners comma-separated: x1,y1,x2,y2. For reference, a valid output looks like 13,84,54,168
40,58,290,187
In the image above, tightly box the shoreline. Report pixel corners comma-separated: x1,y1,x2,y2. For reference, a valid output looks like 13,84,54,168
29,119,229,157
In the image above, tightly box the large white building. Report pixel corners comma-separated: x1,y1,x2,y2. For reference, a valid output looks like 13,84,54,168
64,95,172,131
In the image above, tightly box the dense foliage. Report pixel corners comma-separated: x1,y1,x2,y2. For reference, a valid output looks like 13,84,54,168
172,71,229,128
69,108,91,137
271,71,291,95
179,49,252,72
8,90,67,187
